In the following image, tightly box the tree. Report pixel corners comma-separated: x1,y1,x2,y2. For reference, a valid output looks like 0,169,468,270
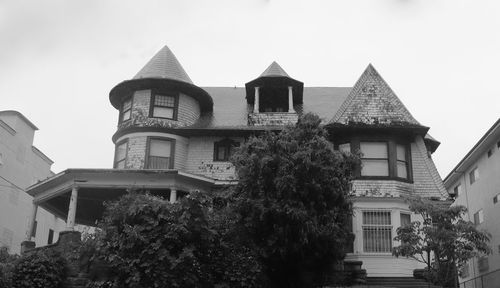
393,197,491,287
230,113,359,288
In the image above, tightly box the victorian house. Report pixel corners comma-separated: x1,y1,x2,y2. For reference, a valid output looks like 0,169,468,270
25,45,447,277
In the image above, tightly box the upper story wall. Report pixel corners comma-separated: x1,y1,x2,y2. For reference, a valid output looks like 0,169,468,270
118,89,201,130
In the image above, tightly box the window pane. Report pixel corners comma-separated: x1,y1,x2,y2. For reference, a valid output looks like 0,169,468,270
397,162,408,179
363,227,392,253
149,139,171,157
122,110,131,121
360,142,388,158
400,213,411,227
339,143,351,153
123,99,132,110
361,159,389,176
396,144,406,161
115,143,127,161
217,145,226,160
155,95,175,107
153,107,174,118
363,211,391,225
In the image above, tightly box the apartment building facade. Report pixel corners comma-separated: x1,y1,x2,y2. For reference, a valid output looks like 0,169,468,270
0,110,65,253
444,119,500,286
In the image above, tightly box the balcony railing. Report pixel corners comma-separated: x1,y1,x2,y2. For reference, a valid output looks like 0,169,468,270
460,268,500,288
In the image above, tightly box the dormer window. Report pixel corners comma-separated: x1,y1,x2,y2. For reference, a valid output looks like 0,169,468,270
121,98,132,122
150,94,177,120
259,86,289,113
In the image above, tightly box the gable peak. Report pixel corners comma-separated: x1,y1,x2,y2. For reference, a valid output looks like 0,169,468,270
133,45,193,84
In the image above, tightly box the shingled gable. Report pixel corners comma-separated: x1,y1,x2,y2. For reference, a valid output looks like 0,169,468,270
133,45,193,84
331,64,423,129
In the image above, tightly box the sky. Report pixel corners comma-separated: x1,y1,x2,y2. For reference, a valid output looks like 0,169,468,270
1,0,499,179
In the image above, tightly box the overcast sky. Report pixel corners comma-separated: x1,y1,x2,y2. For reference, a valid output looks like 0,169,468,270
1,0,499,179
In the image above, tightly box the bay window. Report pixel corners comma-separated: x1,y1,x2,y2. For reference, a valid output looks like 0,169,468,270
146,138,175,169
337,139,412,181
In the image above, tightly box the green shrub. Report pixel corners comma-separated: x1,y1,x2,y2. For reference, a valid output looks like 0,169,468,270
11,249,67,288
0,247,18,288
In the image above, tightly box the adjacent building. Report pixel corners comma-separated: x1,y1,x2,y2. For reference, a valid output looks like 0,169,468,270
26,46,447,277
444,119,500,286
0,110,65,253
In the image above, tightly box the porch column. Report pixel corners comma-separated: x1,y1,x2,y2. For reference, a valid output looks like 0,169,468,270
66,186,79,231
288,86,294,113
253,86,260,113
170,189,177,204
25,203,38,241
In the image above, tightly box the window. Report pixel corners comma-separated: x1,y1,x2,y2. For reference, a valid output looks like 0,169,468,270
121,98,132,122
146,138,174,169
360,142,389,177
396,144,409,179
487,149,493,158
494,194,499,204
151,94,177,119
31,220,37,238
338,143,351,153
400,213,411,227
214,139,239,161
114,140,128,169
362,211,392,253
47,229,54,245
478,256,489,273
473,209,484,225
453,184,462,197
469,167,479,185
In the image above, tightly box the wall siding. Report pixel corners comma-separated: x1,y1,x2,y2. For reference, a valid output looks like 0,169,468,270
186,137,243,180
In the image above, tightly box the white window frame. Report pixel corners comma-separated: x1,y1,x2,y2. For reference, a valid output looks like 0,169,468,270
362,210,393,253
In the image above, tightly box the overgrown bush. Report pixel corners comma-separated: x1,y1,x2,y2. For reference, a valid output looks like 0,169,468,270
11,249,67,288
0,247,18,288
92,191,264,288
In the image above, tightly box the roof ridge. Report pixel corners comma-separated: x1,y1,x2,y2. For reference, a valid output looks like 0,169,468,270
133,45,193,84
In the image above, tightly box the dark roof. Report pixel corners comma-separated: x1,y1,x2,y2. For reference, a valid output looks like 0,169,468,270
259,61,290,77
191,87,352,128
133,45,193,84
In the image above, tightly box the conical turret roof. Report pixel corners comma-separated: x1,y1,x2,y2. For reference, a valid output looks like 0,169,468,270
133,45,193,84
259,61,290,78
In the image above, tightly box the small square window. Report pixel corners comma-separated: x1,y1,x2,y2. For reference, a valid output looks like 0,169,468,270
473,209,484,225
151,94,176,119
453,184,462,197
488,149,493,158
214,139,239,162
469,167,479,185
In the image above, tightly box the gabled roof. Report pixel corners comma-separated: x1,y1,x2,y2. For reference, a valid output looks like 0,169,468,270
331,64,421,128
133,45,193,84
259,61,290,77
